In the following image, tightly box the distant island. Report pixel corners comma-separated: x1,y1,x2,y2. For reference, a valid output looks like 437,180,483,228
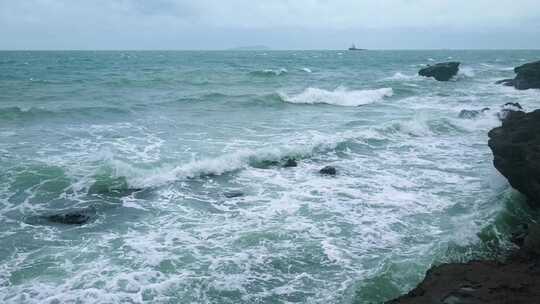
227,45,271,51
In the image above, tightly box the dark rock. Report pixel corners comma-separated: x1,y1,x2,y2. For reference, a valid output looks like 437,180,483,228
47,212,90,225
418,62,460,81
523,224,540,256
495,78,515,86
25,206,96,226
497,103,524,121
319,166,337,176
252,160,280,169
496,60,540,90
488,109,540,205
223,191,244,198
458,108,490,119
503,102,523,110
283,158,298,168
514,60,540,90
386,258,540,304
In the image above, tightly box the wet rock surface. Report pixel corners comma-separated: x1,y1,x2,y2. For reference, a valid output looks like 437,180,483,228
496,60,540,90
418,62,460,81
489,109,540,205
26,207,97,226
458,108,490,119
386,256,540,304
283,158,298,167
319,166,337,175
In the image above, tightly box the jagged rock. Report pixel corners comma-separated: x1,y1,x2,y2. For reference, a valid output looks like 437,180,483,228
283,158,298,167
418,62,460,81
458,108,490,119
503,102,523,110
488,109,540,205
496,60,540,90
495,78,515,86
514,61,540,90
319,166,337,175
497,103,524,121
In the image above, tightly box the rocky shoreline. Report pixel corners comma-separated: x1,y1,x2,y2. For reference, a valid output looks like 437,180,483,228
387,106,540,303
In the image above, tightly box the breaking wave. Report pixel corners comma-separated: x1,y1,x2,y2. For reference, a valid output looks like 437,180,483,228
249,68,288,77
279,87,393,107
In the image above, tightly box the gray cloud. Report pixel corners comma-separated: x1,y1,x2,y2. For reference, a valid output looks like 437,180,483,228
0,0,539,49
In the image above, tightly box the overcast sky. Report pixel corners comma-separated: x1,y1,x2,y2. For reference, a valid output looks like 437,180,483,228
1,0,539,50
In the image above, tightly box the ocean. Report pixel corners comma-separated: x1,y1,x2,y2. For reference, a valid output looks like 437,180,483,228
1,50,540,303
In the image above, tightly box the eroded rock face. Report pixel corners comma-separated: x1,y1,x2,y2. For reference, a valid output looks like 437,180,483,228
488,109,540,205
418,62,460,81
514,61,540,90
496,60,540,90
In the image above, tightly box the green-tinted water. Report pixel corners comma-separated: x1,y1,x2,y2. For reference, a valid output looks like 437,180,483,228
1,50,540,303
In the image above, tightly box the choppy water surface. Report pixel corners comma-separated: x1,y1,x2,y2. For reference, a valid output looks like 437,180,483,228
1,50,540,303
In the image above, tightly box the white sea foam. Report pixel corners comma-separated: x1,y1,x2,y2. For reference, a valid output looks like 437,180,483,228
252,68,288,76
302,67,312,73
458,66,475,77
280,87,393,107
112,130,366,188
383,72,418,81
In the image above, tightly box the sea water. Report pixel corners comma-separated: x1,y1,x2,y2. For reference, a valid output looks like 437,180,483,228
1,50,540,303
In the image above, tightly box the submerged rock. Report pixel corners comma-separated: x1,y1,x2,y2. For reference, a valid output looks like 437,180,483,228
47,212,90,225
495,78,515,86
251,160,280,169
26,207,96,226
283,158,298,168
223,191,244,198
458,108,490,119
88,175,142,198
489,109,540,205
496,60,540,90
319,166,337,176
418,62,460,81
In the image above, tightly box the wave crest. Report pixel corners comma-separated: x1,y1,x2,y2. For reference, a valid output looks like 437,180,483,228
279,87,393,107
249,68,288,77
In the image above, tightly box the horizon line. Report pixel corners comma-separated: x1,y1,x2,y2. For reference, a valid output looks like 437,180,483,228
1,48,540,52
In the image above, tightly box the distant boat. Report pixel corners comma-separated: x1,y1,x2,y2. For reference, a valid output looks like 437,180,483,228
348,44,365,51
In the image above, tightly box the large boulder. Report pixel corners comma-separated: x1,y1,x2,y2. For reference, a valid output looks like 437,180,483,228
496,60,540,90
488,109,540,205
418,62,460,81
319,166,337,176
386,258,540,304
514,61,540,90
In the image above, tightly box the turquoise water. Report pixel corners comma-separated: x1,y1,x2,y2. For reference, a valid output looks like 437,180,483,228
1,50,540,303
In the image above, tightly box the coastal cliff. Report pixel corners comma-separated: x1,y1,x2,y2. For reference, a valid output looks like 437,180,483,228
387,109,540,304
